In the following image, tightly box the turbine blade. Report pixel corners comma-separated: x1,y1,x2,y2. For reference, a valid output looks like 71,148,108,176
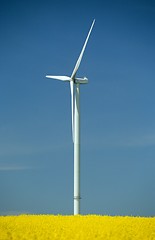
46,75,71,81
71,19,95,79
70,81,74,142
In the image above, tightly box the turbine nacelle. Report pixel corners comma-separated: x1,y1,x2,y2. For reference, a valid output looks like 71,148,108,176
74,77,88,84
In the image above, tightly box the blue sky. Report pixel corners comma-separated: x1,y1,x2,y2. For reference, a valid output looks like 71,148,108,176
0,0,155,216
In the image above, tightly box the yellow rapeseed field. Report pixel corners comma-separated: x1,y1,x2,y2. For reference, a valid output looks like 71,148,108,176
0,215,155,240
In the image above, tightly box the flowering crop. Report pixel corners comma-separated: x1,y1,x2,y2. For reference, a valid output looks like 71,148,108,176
0,215,155,240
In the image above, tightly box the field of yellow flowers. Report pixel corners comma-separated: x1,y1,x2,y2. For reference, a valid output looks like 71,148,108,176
0,215,155,240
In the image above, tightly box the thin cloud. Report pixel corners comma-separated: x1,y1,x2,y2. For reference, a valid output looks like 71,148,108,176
115,134,155,147
0,142,70,157
0,165,33,171
84,133,155,149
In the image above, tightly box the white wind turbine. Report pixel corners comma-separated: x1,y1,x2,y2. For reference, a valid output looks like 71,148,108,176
46,20,95,215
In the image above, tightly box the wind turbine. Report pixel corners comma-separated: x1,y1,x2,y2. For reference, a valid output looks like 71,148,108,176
46,20,95,215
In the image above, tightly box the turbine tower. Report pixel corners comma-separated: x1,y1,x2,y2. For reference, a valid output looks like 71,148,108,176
46,20,95,215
